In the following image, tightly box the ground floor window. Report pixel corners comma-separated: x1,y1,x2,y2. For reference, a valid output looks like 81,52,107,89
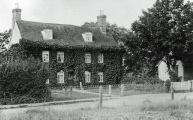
98,72,103,82
85,71,91,83
57,70,64,83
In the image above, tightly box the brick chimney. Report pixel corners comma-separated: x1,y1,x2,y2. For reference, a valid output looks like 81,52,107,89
12,3,21,29
97,10,106,33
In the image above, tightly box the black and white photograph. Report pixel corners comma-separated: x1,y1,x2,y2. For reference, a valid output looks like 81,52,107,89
0,0,193,119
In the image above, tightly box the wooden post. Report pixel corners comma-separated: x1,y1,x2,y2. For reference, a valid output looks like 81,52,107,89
70,86,72,95
190,81,192,92
171,82,174,100
109,85,112,97
121,84,124,96
80,82,83,90
99,86,102,108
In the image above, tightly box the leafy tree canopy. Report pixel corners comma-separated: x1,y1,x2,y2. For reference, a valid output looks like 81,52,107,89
131,0,193,72
0,29,12,52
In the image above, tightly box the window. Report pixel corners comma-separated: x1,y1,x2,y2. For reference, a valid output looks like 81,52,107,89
57,70,64,83
41,29,53,40
85,71,91,83
57,52,64,63
82,32,92,42
98,53,103,63
98,72,103,82
85,53,91,63
42,51,49,62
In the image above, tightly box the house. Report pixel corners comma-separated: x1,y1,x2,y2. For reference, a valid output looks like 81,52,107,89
157,60,184,81
9,4,124,86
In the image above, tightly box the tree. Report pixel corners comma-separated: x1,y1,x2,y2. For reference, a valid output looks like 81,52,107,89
0,29,12,52
131,0,193,74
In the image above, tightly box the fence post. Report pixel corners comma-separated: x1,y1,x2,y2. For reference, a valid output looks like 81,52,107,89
80,82,83,90
171,82,174,100
99,86,103,108
190,81,192,92
109,85,112,97
121,84,124,96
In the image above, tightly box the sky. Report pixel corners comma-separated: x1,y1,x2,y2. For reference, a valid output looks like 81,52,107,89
0,0,192,32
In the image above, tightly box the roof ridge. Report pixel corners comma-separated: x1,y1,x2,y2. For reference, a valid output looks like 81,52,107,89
17,20,80,28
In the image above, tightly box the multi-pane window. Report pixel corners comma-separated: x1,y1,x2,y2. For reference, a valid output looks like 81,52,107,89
41,29,53,40
85,53,91,63
57,52,64,63
98,72,103,82
82,32,92,42
85,71,91,83
57,70,64,83
42,51,49,62
98,53,103,63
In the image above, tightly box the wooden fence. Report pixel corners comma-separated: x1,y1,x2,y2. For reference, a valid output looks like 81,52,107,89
172,80,193,91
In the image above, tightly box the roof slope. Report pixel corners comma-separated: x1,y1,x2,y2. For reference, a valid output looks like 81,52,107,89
16,20,120,49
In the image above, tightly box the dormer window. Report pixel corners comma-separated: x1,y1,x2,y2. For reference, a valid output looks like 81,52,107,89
41,29,53,40
82,32,92,42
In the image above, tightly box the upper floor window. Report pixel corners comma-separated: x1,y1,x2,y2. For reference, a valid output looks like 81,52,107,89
85,53,91,63
57,70,64,83
82,32,92,42
98,53,103,63
57,52,64,63
85,71,91,83
98,72,103,82
41,29,53,40
42,51,49,62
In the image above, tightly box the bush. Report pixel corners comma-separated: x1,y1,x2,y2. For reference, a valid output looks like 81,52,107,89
0,58,51,105
169,71,181,82
165,80,171,93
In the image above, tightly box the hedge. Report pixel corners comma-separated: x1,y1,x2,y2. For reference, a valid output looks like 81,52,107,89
0,58,51,105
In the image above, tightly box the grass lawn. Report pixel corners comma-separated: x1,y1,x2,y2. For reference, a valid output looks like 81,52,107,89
4,99,193,120
88,87,162,96
49,90,99,102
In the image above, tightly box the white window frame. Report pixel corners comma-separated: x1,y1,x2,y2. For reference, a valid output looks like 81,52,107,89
98,53,103,63
42,51,49,62
98,72,103,82
82,32,92,42
57,70,64,83
57,52,64,63
85,71,91,83
85,53,91,63
41,29,53,40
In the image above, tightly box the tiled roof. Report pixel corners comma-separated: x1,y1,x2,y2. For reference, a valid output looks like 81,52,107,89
16,20,120,49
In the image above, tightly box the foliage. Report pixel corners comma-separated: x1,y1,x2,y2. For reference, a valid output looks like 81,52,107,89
122,76,163,84
165,79,171,92
0,57,51,105
8,39,123,87
131,0,193,73
0,29,12,51
169,71,181,82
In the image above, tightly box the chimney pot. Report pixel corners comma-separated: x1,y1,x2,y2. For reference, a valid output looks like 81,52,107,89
15,3,19,9
100,10,104,15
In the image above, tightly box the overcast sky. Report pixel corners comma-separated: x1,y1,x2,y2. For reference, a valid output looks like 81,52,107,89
0,0,192,32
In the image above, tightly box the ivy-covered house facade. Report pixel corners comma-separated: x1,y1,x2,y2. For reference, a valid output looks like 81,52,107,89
9,4,124,86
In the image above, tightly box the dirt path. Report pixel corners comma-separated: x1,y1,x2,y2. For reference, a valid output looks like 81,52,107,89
1,92,193,119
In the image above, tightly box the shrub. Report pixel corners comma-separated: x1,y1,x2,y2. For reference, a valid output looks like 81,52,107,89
0,58,51,105
169,71,181,82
